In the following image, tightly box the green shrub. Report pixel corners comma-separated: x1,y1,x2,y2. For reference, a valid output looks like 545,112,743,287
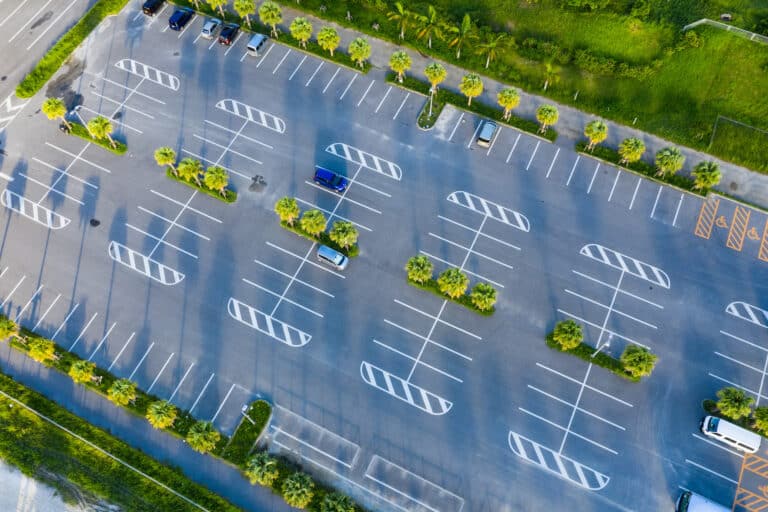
282,472,315,509
68,360,96,384
221,400,271,466
186,421,221,454
619,345,658,378
716,387,754,421
245,452,280,486
406,277,495,316
551,320,583,350
27,337,56,365
68,123,127,155
166,168,236,203
279,221,360,258
545,334,639,382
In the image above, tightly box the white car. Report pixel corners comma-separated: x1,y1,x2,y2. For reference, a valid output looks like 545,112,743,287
200,18,221,39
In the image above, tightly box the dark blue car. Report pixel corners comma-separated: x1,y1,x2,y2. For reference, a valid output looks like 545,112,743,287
168,7,193,30
313,167,348,193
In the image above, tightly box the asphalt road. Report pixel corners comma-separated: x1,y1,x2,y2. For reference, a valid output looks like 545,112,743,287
0,4,767,512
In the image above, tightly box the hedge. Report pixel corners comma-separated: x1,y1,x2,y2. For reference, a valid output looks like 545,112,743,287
407,278,494,316
68,123,127,155
221,400,271,467
279,221,360,258
545,333,639,382
166,168,237,204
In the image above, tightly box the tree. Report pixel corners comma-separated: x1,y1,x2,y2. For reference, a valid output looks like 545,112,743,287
186,421,221,453
207,0,227,17
459,73,483,106
290,17,313,48
154,146,177,175
716,387,754,421
552,320,582,350
692,161,721,191
584,120,608,151
320,492,356,512
348,37,371,69
300,209,327,237
536,104,559,133
329,220,358,249
415,5,443,49
68,360,96,384
259,1,282,38
275,197,300,226
387,1,414,40
405,255,433,283
234,0,256,27
447,14,477,59
146,400,178,429
87,116,116,148
542,61,560,91
317,26,341,56
424,62,446,118
618,137,645,165
42,97,71,129
475,33,509,69
470,283,497,311
108,378,136,407
245,452,279,486
204,165,229,197
177,157,203,186
0,317,19,340
437,268,469,299
497,87,520,121
28,338,56,364
389,51,412,83
620,345,658,378
754,407,768,436
655,147,685,178
282,472,315,509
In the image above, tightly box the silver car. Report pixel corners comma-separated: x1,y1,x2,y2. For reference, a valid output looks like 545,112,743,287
200,18,221,39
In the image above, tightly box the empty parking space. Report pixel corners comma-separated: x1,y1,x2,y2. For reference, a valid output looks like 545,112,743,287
694,196,768,263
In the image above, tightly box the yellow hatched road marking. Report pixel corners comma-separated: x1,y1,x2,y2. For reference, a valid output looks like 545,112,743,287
695,197,719,239
726,206,751,251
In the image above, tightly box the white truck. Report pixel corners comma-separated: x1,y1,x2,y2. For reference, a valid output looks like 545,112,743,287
676,491,730,512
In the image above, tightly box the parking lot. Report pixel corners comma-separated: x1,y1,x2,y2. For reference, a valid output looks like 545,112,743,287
0,4,767,511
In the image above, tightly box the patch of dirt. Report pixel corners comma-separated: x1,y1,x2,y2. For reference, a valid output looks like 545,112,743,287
45,57,86,103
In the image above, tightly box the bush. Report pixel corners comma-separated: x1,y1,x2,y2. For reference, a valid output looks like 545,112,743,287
245,452,280,486
406,277,495,316
166,169,236,203
67,123,127,155
552,320,583,350
619,345,658,378
68,360,96,384
716,387,754,421
755,407,768,436
470,283,497,311
107,378,136,407
437,268,469,299
279,221,360,258
282,472,315,509
186,421,221,454
221,400,271,467
27,337,57,364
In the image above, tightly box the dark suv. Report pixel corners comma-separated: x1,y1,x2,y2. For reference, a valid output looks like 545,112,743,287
218,23,240,46
142,0,164,15
168,7,193,30
313,167,348,193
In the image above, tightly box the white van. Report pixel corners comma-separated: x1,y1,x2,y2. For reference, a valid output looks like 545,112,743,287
676,490,729,512
247,33,268,56
316,245,348,271
701,415,761,453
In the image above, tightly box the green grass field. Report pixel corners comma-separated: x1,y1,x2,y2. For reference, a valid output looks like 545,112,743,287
710,118,768,173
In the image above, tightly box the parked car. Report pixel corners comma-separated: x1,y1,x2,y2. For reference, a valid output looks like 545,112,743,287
142,0,164,16
218,23,240,46
200,18,221,39
168,7,194,31
313,167,348,193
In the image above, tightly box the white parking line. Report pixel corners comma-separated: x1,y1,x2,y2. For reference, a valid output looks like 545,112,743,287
177,14,195,38
138,207,210,241
506,133,521,163
536,362,633,407
525,141,540,171
26,0,76,50
69,312,98,351
672,194,684,227
224,33,241,56
372,339,462,382
181,149,250,182
691,433,743,458
8,0,51,43
32,293,61,331
14,285,43,322
323,68,341,94
558,363,594,453
254,259,334,297
685,459,738,485
721,330,765,353
168,363,194,403
394,299,481,339
87,322,116,361
650,186,662,218
210,383,236,423
564,289,658,328
447,112,464,142
566,156,580,186
243,278,323,318
126,224,197,259
288,55,307,80
147,352,175,393
629,178,641,210
709,373,764,400
419,250,504,288
0,275,25,308
438,215,520,250
189,373,215,413
85,73,165,104
46,143,112,174
32,158,99,189
607,171,620,202
305,182,381,214
128,342,155,380
107,332,136,371
559,309,650,349
0,268,7,279
586,162,600,193
518,407,618,455
272,48,291,74
192,134,263,165
528,385,625,430
375,87,392,113
545,147,560,177
339,73,357,100
89,91,154,119
357,80,375,107
305,61,323,86
0,0,28,28
144,191,199,259
294,197,372,232
23,173,84,205
572,270,663,309
150,190,222,223
51,304,79,341
428,233,515,270
714,351,764,373
77,105,143,134
486,126,501,155
467,123,482,149
392,93,410,120
255,44,274,67
383,319,471,361
266,242,345,278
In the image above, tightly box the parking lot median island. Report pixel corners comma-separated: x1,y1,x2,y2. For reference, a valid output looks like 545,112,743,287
67,123,128,155
406,278,495,316
279,221,360,258
16,0,130,99
221,400,272,467
166,169,237,204
545,334,640,382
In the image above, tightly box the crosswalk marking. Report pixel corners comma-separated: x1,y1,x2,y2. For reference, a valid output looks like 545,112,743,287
108,241,184,285
325,142,402,181
216,99,286,133
227,297,310,347
447,190,530,232
1,189,70,229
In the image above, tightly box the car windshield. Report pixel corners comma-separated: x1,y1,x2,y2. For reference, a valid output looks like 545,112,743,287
708,417,719,431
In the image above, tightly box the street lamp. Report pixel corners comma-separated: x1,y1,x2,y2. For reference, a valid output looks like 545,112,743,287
591,333,613,358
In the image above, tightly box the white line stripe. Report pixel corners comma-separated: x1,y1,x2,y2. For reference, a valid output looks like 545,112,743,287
506,133,521,164
518,407,618,455
0,0,28,28
51,304,78,341
566,156,580,186
428,233,516,268
138,207,210,240
168,363,194,403
607,170,620,202
323,68,341,93
691,433,743,458
288,55,306,80
14,285,43,322
373,338,465,380
192,134,263,165
672,194,684,227
22,173,85,205
438,215,520,250
383,319,471,361
128,342,155,380
210,383,236,422
535,362,633,406
709,373,764,400
272,48,291,74
32,158,99,189
357,80,375,107
527,385,625,430
45,143,112,174
545,147,560,177
107,332,135,371
587,162,600,193
254,259,334,297
77,105,143,134
685,459,738,484
266,242,345,278
147,352,175,393
272,426,355,468
564,289,657,328
714,351,764,373
190,373,214,413
294,197,372,232
447,112,464,142
304,182,381,213
629,178,641,210
25,0,76,50
339,73,357,100
8,0,51,43
223,32,241,56
305,61,323,86
467,123,482,149
0,275,25,308
69,312,98,351
180,149,251,183
419,251,504,288
392,92,410,120
88,91,154,119
572,270,663,309
84,73,165,104
255,44,274,68
526,141,540,170
650,186,662,218
149,190,222,223
32,293,61,331
242,279,323,318
721,330,766,353
557,309,649,349
126,224,198,259
394,299,481,339
203,120,273,149
87,322,116,361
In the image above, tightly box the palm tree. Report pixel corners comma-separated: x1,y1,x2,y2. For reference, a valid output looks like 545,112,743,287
424,62,446,118
618,137,645,165
405,255,433,284
177,157,203,186
348,37,371,69
543,61,560,91
0,317,19,340
290,17,313,48
204,165,229,197
87,116,116,148
459,73,483,106
234,0,255,27
536,104,559,133
27,337,56,364
655,147,685,177
437,268,469,299
317,26,340,56
475,33,509,69
300,209,327,237
415,5,443,49
389,50,412,83
329,221,358,249
447,14,477,60
207,0,227,17
584,120,608,151
282,472,315,509
245,452,279,486
186,421,221,453
107,378,136,407
716,387,754,421
497,87,520,121
692,161,721,190
470,283,497,311
387,2,414,40
154,147,177,175
275,197,300,225
259,1,282,38
552,319,583,350
620,345,658,378
68,360,96,385
42,97,71,129
146,400,178,429
320,492,355,512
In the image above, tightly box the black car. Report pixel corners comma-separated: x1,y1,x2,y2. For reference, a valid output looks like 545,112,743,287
168,7,193,30
218,23,240,46
142,0,164,16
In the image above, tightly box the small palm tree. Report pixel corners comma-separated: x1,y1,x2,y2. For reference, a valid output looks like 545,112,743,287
618,137,645,165
415,5,443,49
655,147,685,178
290,17,313,48
107,378,136,407
282,472,315,509
186,421,221,454
475,33,509,69
348,37,371,69
716,387,754,421
447,14,477,59
497,87,520,121
389,50,412,83
405,255,433,283
459,73,483,106
387,1,414,40
584,120,608,151
437,268,469,299
470,283,497,311
552,319,582,350
177,157,203,186
68,360,96,385
146,400,178,429
275,197,300,225
536,104,559,133
154,147,177,175
234,0,255,27
300,209,327,237
245,452,279,486
692,161,721,191
543,61,560,91
0,317,19,340
28,338,56,364
620,345,658,378
424,62,446,118
87,116,116,148
207,0,227,17
320,492,355,512
317,27,340,56
259,1,282,38
329,221,358,249
204,165,229,197
42,97,71,129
